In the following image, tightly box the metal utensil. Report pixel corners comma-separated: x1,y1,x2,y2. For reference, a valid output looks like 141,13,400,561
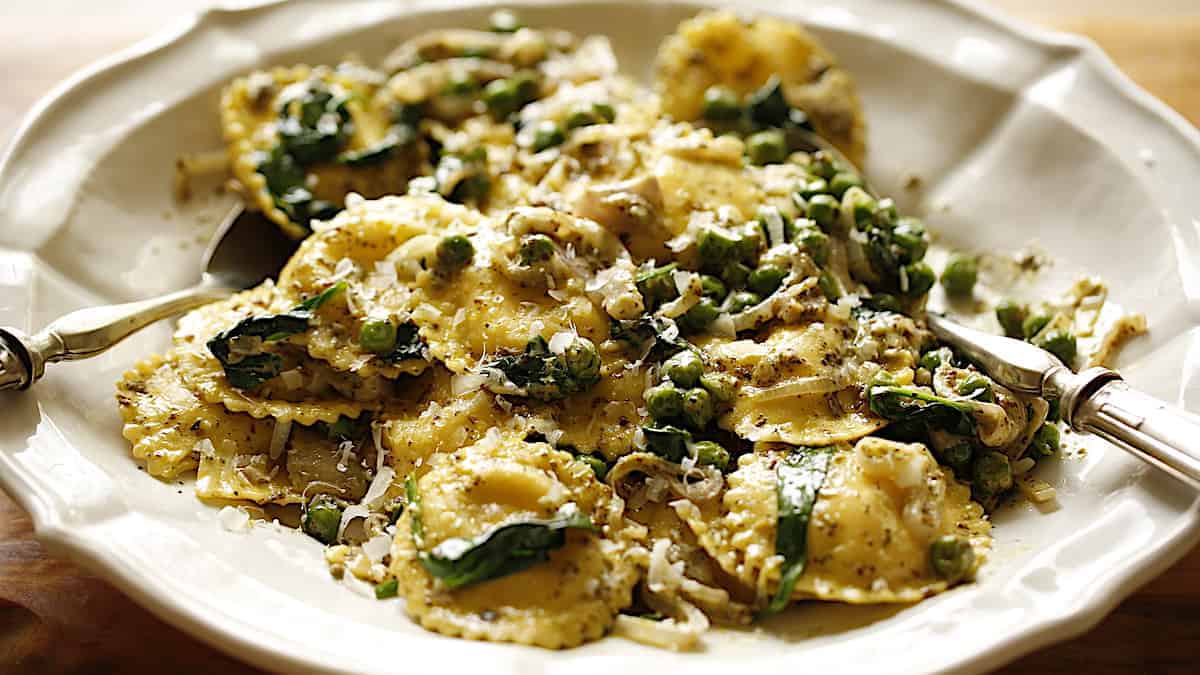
0,206,299,390
927,314,1200,486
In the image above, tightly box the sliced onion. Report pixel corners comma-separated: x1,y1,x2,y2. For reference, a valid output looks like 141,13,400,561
269,418,292,460
743,376,840,401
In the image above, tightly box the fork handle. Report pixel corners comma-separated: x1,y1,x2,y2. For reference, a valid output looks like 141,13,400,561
1071,376,1200,486
0,284,232,391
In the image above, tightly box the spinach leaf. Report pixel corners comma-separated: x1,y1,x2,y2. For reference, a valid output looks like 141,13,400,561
407,477,596,589
337,125,417,167
640,425,691,463
765,446,833,614
256,146,341,230
610,316,690,362
206,283,345,389
867,384,977,437
484,336,598,401
276,85,354,164
379,321,426,363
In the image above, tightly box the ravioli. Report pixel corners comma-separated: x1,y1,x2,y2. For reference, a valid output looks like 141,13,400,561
222,64,425,238
116,354,210,479
654,10,867,166
702,322,887,446
675,438,988,607
390,432,643,648
275,195,483,378
795,437,990,603
172,289,380,425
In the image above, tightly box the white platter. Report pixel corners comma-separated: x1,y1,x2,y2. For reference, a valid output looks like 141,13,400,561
0,1,1198,673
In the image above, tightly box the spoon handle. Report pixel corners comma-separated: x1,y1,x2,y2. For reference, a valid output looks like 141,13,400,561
0,284,232,390
1070,377,1200,487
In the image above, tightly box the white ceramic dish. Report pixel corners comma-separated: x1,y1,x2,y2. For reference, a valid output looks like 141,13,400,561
0,0,1198,673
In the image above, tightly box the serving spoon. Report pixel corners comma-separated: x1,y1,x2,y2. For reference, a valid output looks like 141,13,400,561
0,206,298,390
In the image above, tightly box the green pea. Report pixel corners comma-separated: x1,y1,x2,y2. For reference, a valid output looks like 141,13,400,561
864,293,904,313
829,171,862,198
697,228,739,265
734,223,763,261
577,454,609,480
972,451,1013,497
1034,330,1077,366
531,120,565,151
562,337,601,383
797,177,829,199
701,85,742,121
663,350,704,388
699,274,727,300
843,187,876,229
818,271,841,301
592,101,616,123
873,197,899,229
511,71,540,103
692,440,730,470
1029,422,1061,457
995,299,1028,338
682,388,715,429
748,264,787,297
302,495,342,544
374,579,400,599
904,261,936,297
746,129,788,165
489,8,524,32
442,72,478,96
919,350,942,372
519,234,556,265
359,319,398,354
796,227,830,267
565,106,598,130
1022,314,1051,340
636,262,679,306
807,151,837,179
805,194,839,231
929,535,975,583
645,383,685,420
957,374,994,403
436,234,474,273
723,290,761,314
699,372,737,405
720,261,751,289
448,172,491,203
938,440,974,475
891,217,928,263
483,78,521,118
941,254,978,296
678,299,719,334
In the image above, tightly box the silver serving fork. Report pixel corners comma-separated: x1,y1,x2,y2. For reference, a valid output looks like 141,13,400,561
0,207,298,390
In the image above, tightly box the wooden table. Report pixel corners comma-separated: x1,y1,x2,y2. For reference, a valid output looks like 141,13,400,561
1,2,1197,672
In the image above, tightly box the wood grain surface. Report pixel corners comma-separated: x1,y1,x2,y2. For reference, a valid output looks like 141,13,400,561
1,3,1198,673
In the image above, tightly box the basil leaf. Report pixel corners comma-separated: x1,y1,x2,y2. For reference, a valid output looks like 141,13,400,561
379,321,426,363
337,125,416,167
867,384,977,437
640,425,691,463
206,283,346,389
766,446,833,615
610,316,689,362
256,146,341,231
407,477,596,590
276,85,354,164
